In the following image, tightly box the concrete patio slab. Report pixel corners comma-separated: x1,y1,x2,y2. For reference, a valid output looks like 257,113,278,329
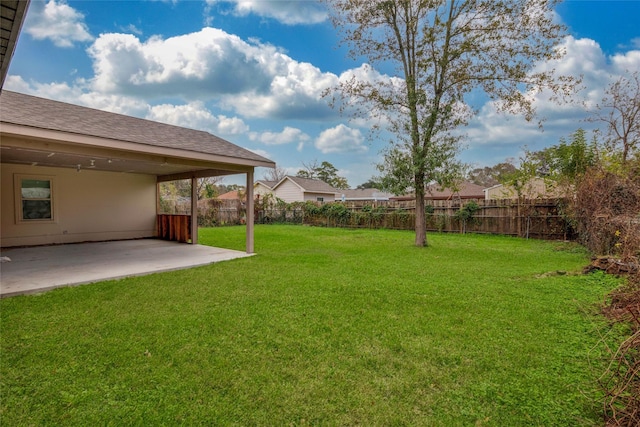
0,239,253,297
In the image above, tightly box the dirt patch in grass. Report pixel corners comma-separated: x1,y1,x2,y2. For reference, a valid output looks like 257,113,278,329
585,256,639,276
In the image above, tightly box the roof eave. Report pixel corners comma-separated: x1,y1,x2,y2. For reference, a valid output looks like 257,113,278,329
0,122,275,169
0,1,30,90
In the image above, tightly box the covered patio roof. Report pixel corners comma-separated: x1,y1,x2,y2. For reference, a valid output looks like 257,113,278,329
0,91,274,252
0,91,274,179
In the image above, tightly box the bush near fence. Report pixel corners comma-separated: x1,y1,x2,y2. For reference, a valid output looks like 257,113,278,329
158,197,247,227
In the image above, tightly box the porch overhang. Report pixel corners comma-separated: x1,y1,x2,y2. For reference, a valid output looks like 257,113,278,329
0,92,275,254
0,124,273,177
1,1,30,89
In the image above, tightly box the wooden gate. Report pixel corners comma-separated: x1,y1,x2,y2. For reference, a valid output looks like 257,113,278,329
157,214,191,243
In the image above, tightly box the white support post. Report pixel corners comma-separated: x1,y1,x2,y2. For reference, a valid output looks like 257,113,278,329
246,169,255,254
191,176,198,245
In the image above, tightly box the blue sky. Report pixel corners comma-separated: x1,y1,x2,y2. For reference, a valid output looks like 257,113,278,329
6,0,640,187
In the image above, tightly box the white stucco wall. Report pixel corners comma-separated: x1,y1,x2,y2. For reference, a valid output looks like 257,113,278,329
1,164,157,247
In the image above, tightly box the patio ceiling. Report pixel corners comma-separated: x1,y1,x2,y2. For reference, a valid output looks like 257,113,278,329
0,140,252,179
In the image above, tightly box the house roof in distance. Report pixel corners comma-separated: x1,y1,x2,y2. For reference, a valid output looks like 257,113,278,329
426,182,486,199
0,91,274,168
336,188,395,200
273,176,339,194
255,180,278,189
391,182,486,201
218,190,242,200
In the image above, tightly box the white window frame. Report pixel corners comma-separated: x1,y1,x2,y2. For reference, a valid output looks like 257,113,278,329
14,174,57,224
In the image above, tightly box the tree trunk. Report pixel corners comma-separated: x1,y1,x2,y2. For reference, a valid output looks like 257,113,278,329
415,185,427,247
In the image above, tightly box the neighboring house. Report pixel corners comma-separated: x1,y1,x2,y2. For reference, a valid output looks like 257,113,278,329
484,178,563,200
335,188,394,202
254,180,277,198
218,190,243,201
270,176,339,203
391,182,486,202
424,182,486,200
0,91,275,251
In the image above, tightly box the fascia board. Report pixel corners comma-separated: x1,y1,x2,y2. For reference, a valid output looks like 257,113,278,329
0,123,275,169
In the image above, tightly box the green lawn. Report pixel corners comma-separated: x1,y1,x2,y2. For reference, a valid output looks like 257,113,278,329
0,226,623,426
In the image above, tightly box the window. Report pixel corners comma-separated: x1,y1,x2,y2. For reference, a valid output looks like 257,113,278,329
316,197,324,202
15,175,55,223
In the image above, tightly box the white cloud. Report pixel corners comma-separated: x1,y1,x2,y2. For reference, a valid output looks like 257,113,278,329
147,102,249,135
465,104,545,147
249,126,310,145
5,76,253,137
464,36,640,161
3,75,33,93
225,60,338,119
88,28,272,96
25,0,93,47
216,115,250,135
339,63,401,86
611,50,640,74
335,64,405,128
87,27,338,120
119,24,143,36
75,93,151,117
315,124,368,154
209,0,327,25
247,148,273,159
3,76,150,117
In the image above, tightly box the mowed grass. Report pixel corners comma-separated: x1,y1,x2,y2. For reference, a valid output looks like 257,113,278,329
0,226,623,426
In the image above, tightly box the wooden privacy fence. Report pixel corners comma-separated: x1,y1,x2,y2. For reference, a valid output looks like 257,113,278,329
260,198,575,240
423,198,573,239
161,197,575,240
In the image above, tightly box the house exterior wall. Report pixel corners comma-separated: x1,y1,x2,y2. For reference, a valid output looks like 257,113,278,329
1,163,157,247
484,184,515,199
272,179,304,203
303,192,335,202
271,178,337,203
485,178,558,200
254,183,273,197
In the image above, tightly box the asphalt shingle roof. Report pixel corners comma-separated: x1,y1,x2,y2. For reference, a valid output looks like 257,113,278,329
337,188,394,199
256,180,278,189
283,176,339,193
426,182,486,199
0,91,273,165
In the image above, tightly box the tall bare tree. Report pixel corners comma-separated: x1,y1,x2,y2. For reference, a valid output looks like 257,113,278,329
325,0,577,246
262,166,288,182
590,71,640,165
197,176,223,200
467,162,517,187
